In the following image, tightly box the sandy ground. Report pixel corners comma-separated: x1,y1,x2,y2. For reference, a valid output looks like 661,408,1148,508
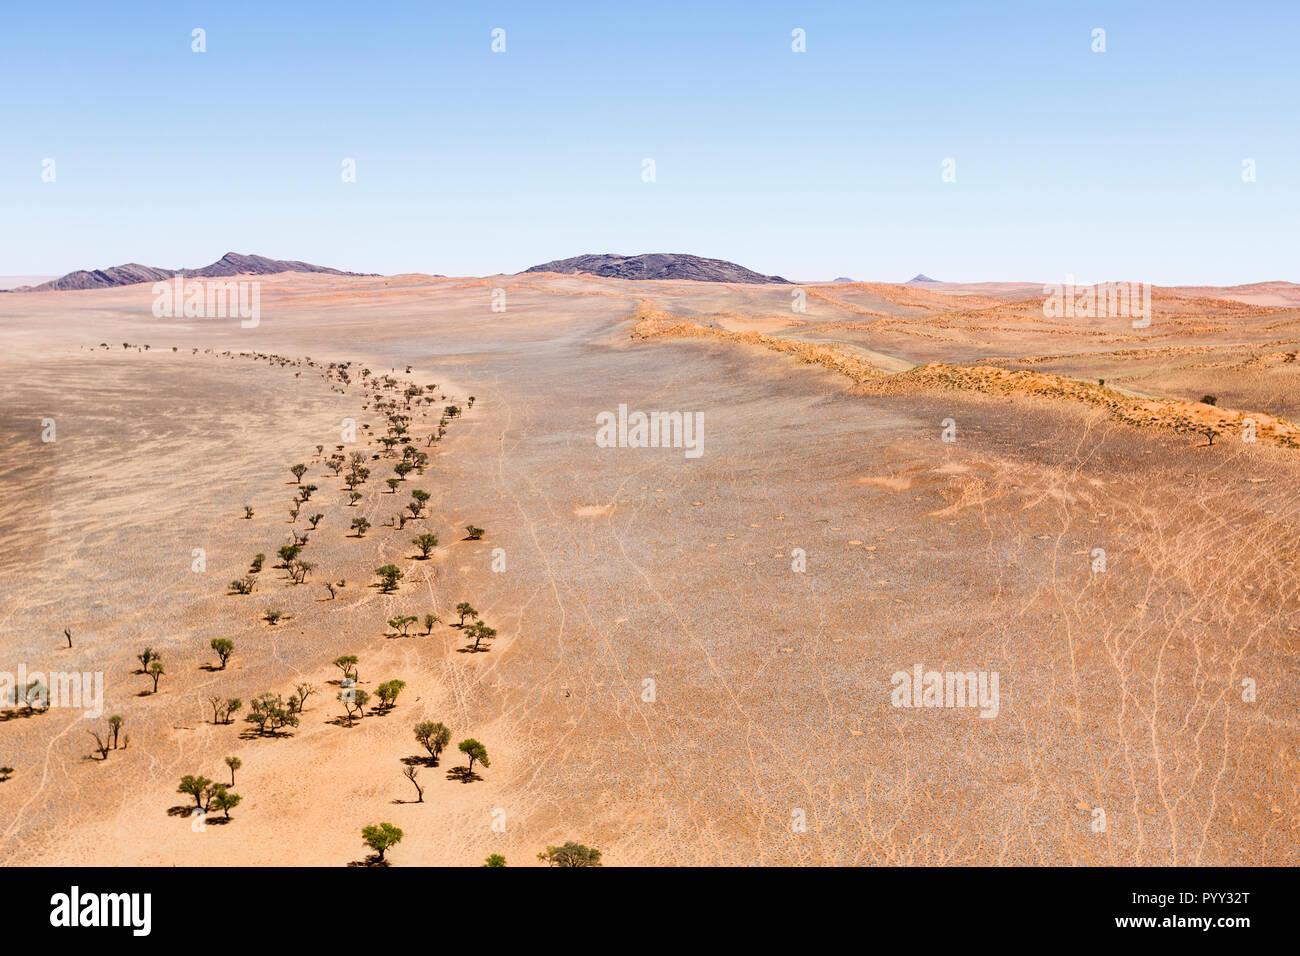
0,273,1296,866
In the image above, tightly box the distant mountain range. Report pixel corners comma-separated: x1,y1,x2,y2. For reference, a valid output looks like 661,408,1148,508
9,251,948,291
523,253,789,284
11,252,367,292
906,274,941,284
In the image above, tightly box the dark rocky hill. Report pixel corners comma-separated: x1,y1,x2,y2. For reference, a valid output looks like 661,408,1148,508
523,253,788,284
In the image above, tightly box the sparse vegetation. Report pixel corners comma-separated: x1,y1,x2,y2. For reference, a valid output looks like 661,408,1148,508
388,615,418,637
465,525,485,540
375,564,404,592
245,693,299,736
374,679,406,710
338,687,370,725
361,822,403,863
137,647,160,673
402,765,423,802
537,842,602,867
178,774,216,810
466,620,497,652
408,489,430,517
412,532,439,558
333,655,359,681
211,786,242,819
210,638,235,669
458,738,490,775
414,721,451,764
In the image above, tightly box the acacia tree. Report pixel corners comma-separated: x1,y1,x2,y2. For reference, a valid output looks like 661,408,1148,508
537,842,602,867
210,638,235,669
225,756,241,785
458,738,490,775
351,517,371,538
414,721,451,764
412,532,439,559
211,786,242,819
388,615,417,637
333,655,359,682
375,564,404,592
456,602,477,626
290,463,308,484
402,765,423,803
338,687,370,726
210,696,243,724
361,822,403,864
137,647,160,673
246,693,298,736
178,774,215,810
423,613,438,635
408,489,430,518
147,660,165,694
87,730,111,760
375,679,406,711
467,621,497,652
465,525,485,540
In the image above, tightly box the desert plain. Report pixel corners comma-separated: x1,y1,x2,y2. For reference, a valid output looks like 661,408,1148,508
1,271,1297,865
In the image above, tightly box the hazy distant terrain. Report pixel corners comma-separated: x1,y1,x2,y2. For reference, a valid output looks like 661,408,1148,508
1,269,1296,866
13,252,366,292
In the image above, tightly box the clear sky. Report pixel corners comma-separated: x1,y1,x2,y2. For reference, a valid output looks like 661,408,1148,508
2,0,1296,284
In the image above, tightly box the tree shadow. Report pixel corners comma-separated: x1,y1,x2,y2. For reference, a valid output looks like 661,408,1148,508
347,856,391,868
400,754,438,768
446,766,482,784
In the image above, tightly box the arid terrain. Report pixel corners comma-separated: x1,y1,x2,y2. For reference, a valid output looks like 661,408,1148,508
1,271,1297,865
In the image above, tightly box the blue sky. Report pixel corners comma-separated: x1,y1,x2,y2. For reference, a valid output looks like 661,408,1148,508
2,1,1296,283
